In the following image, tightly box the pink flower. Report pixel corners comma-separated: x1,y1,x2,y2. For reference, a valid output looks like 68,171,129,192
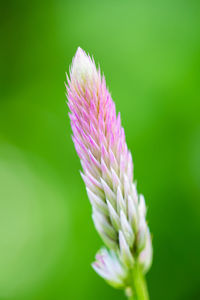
66,47,152,287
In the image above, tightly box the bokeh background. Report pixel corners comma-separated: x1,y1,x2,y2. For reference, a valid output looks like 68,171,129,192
0,0,200,299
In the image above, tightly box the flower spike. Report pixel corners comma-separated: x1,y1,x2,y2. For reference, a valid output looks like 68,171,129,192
66,47,153,295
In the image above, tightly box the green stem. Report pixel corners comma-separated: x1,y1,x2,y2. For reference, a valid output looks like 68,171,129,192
127,263,149,300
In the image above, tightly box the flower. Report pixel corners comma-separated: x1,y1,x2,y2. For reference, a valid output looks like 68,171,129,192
92,248,128,288
66,47,152,288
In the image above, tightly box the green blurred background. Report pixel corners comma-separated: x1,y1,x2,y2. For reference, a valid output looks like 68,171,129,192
0,0,200,299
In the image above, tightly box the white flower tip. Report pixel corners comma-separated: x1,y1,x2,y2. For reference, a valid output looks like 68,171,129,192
75,46,85,57
92,248,128,288
139,229,153,273
70,47,98,88
139,194,146,217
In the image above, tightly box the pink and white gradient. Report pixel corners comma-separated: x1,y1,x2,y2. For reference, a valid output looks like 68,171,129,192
66,47,152,287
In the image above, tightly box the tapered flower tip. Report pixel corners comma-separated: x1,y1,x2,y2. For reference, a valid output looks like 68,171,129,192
70,47,99,90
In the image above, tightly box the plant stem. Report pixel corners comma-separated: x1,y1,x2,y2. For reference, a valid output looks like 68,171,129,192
127,263,149,300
